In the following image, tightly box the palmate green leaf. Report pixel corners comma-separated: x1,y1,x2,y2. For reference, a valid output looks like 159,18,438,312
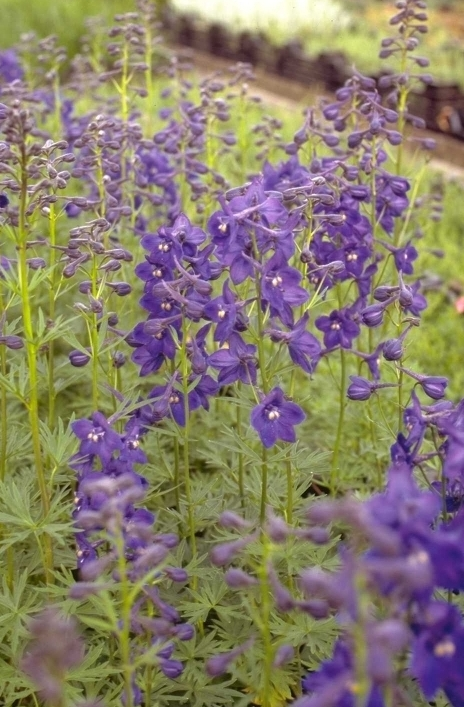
172,681,246,707
78,614,116,633
0,360,29,403
0,477,74,550
211,428,263,463
0,573,39,655
39,415,77,474
0,657,36,704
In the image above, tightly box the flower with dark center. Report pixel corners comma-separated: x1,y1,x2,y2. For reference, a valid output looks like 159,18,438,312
251,386,305,448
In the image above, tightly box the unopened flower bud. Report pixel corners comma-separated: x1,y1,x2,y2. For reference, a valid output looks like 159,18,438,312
69,349,91,367
0,335,24,350
273,644,294,668
383,337,403,361
224,568,258,589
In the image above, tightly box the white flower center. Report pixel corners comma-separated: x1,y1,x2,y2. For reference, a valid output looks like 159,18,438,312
434,639,455,657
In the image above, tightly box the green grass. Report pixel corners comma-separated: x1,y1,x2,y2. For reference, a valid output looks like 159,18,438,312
0,0,133,55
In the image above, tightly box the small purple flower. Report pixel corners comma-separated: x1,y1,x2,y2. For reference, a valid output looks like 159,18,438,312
72,411,124,465
208,333,258,386
347,376,376,401
315,308,360,350
267,313,321,374
251,387,305,448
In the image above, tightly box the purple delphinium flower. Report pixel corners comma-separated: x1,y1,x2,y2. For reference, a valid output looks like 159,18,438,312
251,387,305,448
410,601,464,705
203,278,240,345
208,332,258,386
21,608,86,703
267,313,321,374
346,375,396,402
0,49,24,84
72,411,124,466
260,251,309,327
315,308,360,350
299,639,385,707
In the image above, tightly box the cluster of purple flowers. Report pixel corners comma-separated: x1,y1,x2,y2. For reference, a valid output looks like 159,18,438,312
4,0,464,705
294,389,464,707
70,410,193,702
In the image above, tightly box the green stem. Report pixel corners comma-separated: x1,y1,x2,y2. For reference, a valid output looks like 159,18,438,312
236,386,246,510
180,318,196,564
173,437,181,514
259,447,269,525
18,154,53,582
115,529,134,707
330,346,347,496
47,202,57,428
257,544,274,707
0,317,7,482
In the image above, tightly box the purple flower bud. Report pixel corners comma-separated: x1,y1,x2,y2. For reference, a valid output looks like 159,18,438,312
69,349,91,367
206,640,252,677
296,598,330,618
273,644,294,668
361,304,385,327
268,566,295,612
383,337,403,361
107,281,132,296
174,623,195,641
68,582,110,599
160,659,184,679
398,286,414,307
347,376,374,401
210,536,253,567
154,533,178,548
374,285,399,302
78,280,93,294
302,526,330,544
420,376,448,400
265,512,290,543
26,257,46,270
224,568,258,589
132,543,169,571
0,335,24,350
347,131,364,148
386,130,402,145
0,194,9,208
218,511,253,530
323,134,339,148
164,567,188,582
21,608,85,703
99,259,121,272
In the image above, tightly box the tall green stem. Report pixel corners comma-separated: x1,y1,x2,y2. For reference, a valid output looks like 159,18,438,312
259,447,269,524
115,529,134,707
47,202,57,428
180,317,196,563
256,543,274,707
236,385,246,509
18,153,53,581
330,347,347,496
